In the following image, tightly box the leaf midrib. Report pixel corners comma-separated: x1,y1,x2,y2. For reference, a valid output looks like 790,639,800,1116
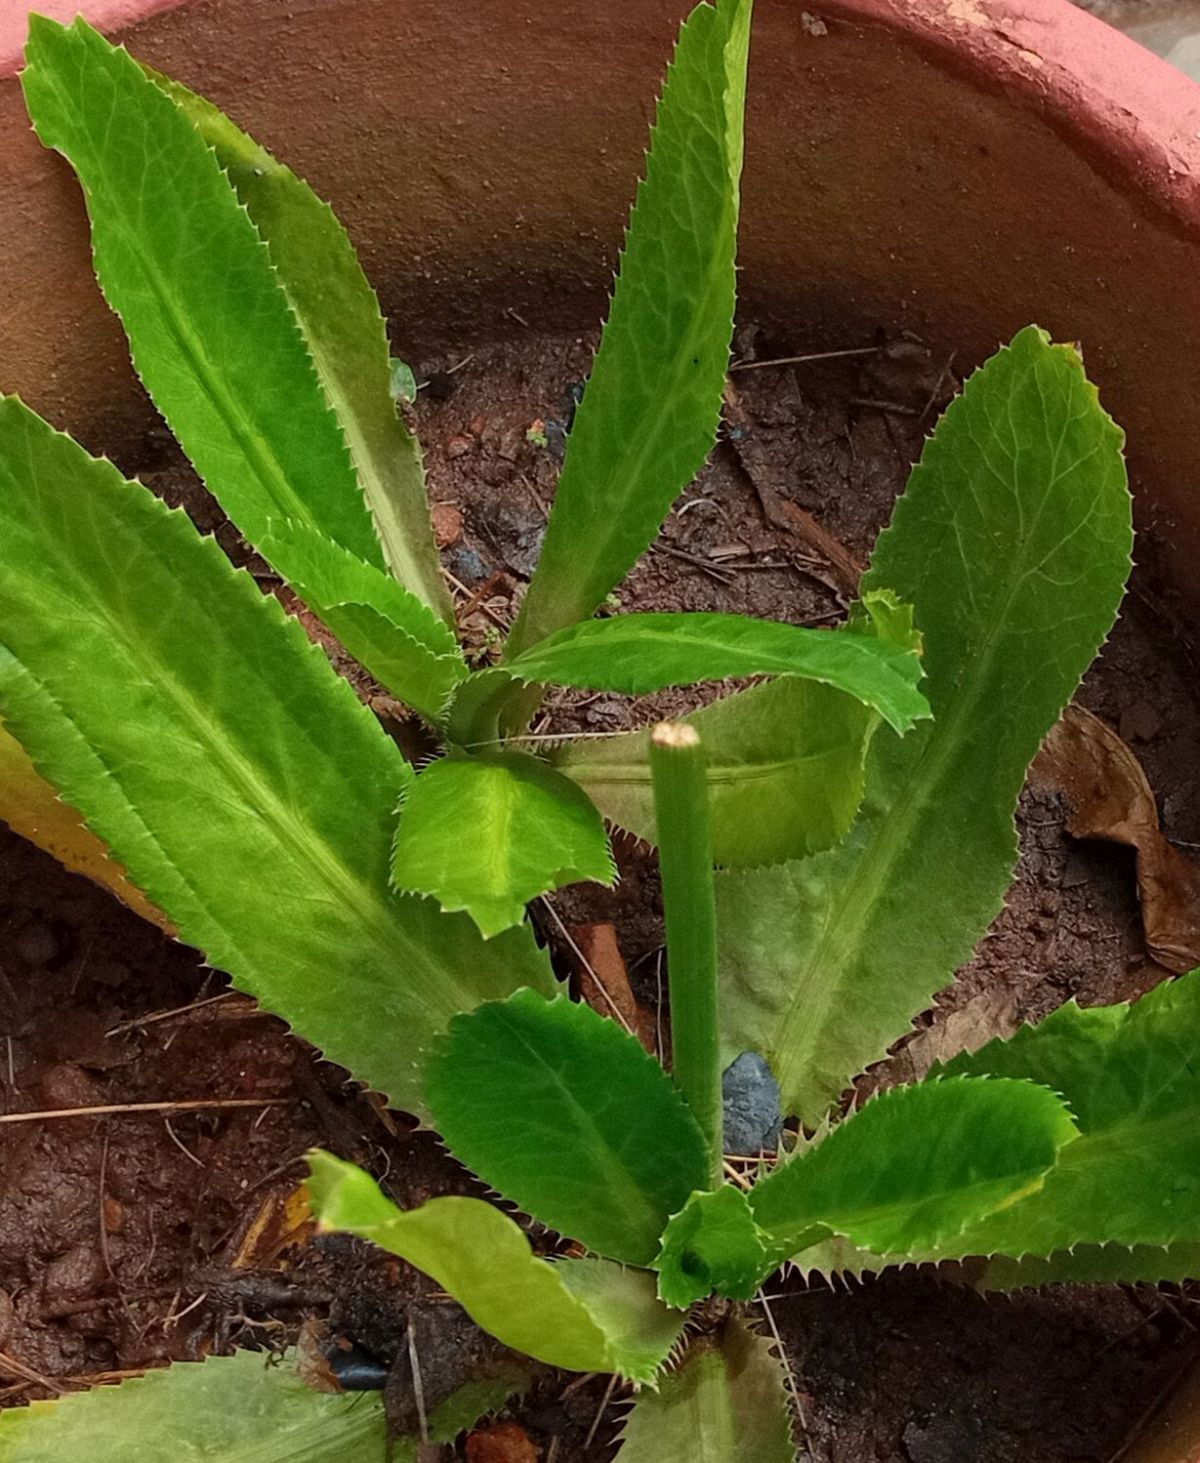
772,455,1094,1109
496,1006,667,1255
6,528,476,1020
38,55,359,558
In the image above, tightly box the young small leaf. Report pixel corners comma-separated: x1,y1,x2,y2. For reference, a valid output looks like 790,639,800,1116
0,1349,389,1462
260,521,466,723
748,1076,1077,1259
425,990,710,1264
22,19,383,571
616,1321,797,1463
392,753,615,936
506,611,928,733
147,69,454,622
655,1185,770,1307
0,722,167,930
308,1153,684,1382
718,327,1133,1121
507,0,752,653
0,397,552,1120
924,968,1200,1260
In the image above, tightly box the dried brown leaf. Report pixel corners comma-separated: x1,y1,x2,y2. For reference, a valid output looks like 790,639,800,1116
1033,705,1200,972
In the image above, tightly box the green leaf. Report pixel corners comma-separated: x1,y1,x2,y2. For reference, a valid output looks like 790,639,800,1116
550,679,872,866
921,969,1200,1261
425,990,710,1265
0,1349,389,1462
967,1243,1200,1291
146,68,453,622
655,1185,769,1307
718,327,1133,1120
308,1153,684,1382
616,1321,797,1463
21,19,383,572
550,593,919,867
507,611,928,734
0,397,552,1119
389,358,419,406
507,0,752,653
260,521,466,724
392,753,615,936
748,1076,1077,1259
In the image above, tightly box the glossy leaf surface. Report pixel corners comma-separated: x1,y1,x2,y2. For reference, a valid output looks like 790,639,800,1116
508,0,752,651
718,328,1133,1120
23,18,383,571
426,991,709,1264
308,1153,684,1382
392,753,615,936
0,398,552,1120
749,1076,1077,1258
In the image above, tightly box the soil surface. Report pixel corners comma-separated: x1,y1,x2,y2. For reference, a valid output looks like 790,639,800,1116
3,325,1199,1461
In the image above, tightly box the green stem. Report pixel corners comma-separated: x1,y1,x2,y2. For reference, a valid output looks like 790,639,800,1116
650,721,722,1187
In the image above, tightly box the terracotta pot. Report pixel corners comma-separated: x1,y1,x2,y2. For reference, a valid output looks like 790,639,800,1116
4,1,1200,1455
3,0,1200,623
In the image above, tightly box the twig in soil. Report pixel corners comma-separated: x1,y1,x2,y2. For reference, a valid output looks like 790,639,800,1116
650,542,737,587
583,1373,620,1451
850,396,919,416
545,1438,561,1463
0,1348,75,1395
559,1372,598,1398
408,1318,430,1444
163,1291,209,1329
729,346,878,372
539,900,635,1035
757,1290,811,1455
163,1116,205,1168
0,1097,292,1125
105,990,242,1038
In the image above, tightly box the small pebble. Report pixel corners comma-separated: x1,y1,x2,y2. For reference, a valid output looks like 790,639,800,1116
446,434,474,459
431,502,464,548
722,1051,783,1155
447,546,489,585
466,1422,539,1463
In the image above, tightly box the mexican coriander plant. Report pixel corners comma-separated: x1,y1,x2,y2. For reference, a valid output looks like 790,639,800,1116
0,0,1195,1458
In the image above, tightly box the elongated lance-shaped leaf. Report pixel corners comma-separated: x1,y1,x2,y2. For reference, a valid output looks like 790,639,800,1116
0,397,553,1118
308,1153,685,1382
0,722,168,930
749,1076,1076,1260
549,594,922,867
916,968,1200,1262
261,522,466,724
0,1349,390,1462
147,67,454,623
616,1321,797,1463
655,1184,770,1307
392,753,615,937
22,18,384,571
507,611,929,733
506,0,752,655
718,327,1133,1120
425,990,710,1265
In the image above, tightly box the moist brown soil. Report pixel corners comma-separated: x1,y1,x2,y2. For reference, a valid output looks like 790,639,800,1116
3,325,1199,1461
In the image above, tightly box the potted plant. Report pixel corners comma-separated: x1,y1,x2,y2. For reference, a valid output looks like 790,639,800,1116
2,2,1200,1463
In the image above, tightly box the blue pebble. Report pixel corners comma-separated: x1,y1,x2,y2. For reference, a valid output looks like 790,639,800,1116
722,1051,783,1155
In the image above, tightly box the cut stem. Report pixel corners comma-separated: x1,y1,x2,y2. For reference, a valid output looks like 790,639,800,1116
650,721,722,1186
